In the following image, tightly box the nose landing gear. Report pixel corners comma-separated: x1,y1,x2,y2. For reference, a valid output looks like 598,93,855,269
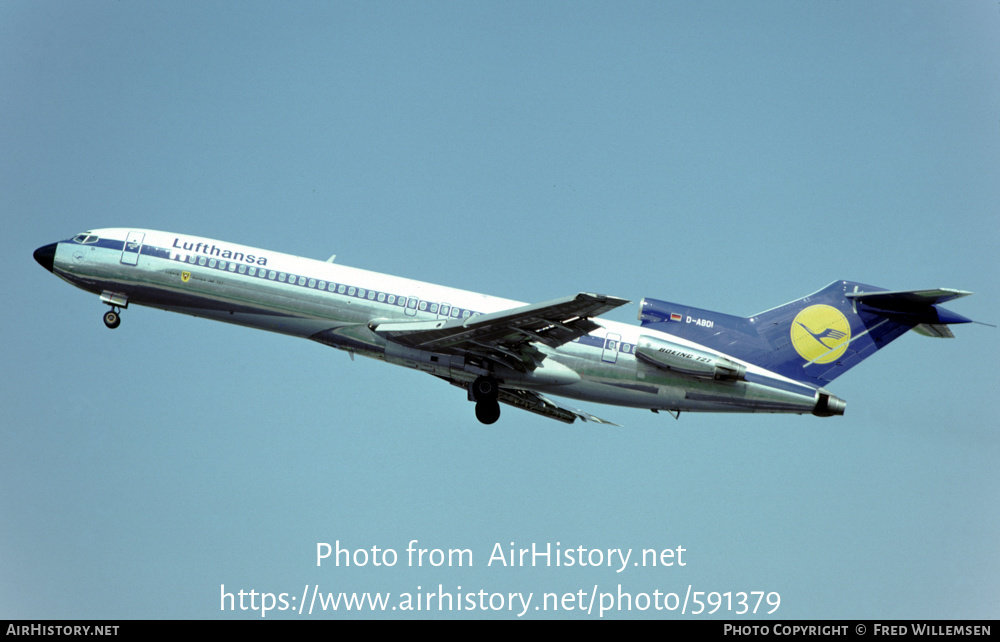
99,291,129,329
103,309,121,329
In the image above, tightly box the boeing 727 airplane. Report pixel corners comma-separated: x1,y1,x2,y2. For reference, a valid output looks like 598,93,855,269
33,229,976,425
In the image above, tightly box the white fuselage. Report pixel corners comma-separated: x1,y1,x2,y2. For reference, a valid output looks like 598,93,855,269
39,228,830,420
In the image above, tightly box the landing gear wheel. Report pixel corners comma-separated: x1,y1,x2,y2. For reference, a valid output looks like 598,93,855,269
475,400,501,425
472,376,499,402
103,310,121,329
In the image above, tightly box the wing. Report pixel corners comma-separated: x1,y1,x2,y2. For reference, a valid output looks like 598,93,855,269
370,292,629,373
373,292,629,425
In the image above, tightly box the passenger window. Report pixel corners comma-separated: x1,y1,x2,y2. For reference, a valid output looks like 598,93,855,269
440,305,450,316
219,260,227,270
407,299,417,309
318,281,326,290
338,284,346,294
367,291,376,300
248,267,256,276
419,301,427,311
377,293,385,302
298,276,306,286
198,256,206,266
238,264,246,274
278,273,286,282
429,303,438,313
209,259,217,268
387,294,396,304
348,287,356,296
358,288,366,298
308,278,316,288
268,270,276,280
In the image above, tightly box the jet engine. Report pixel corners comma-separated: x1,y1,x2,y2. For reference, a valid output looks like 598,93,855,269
635,335,746,381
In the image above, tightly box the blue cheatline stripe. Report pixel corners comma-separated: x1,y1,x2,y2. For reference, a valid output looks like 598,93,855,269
133,240,484,320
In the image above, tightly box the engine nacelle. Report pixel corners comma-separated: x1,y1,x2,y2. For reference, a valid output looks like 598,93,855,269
635,334,746,381
812,391,847,417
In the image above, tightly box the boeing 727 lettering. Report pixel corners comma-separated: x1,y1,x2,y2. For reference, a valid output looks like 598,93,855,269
33,229,977,425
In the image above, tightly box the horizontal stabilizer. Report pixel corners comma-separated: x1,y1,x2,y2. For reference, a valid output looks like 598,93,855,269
912,323,955,338
845,288,973,308
846,287,974,329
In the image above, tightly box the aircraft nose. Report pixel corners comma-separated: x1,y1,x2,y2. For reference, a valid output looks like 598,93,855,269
33,243,57,272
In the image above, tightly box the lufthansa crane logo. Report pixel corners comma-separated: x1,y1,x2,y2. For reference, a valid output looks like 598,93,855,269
790,305,851,363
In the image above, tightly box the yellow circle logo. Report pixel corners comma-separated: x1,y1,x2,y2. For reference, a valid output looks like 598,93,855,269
790,305,851,363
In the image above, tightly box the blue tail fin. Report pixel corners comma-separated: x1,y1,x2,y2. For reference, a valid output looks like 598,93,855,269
638,281,973,387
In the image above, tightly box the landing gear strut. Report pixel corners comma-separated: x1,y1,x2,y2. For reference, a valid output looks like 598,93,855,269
471,376,501,425
99,291,128,330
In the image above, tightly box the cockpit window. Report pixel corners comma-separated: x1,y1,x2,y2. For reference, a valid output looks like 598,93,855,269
72,233,99,244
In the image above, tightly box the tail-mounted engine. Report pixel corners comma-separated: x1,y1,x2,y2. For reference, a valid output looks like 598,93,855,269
635,334,746,381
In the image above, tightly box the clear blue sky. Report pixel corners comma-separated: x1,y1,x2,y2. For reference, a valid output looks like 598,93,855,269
3,1,998,619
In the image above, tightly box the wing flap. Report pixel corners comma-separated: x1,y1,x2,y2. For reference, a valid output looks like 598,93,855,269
439,377,621,425
499,388,621,425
